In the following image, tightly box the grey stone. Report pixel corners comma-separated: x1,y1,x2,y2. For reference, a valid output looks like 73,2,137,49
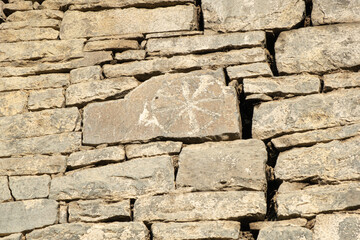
0,91,27,117
277,182,360,218
28,88,64,110
313,214,360,240
134,191,266,222
152,221,241,240
0,199,58,235
177,139,267,191
276,23,360,74
6,9,63,22
9,175,51,200
324,71,360,91
84,39,140,52
70,66,102,84
257,226,312,240
115,50,146,62
26,222,149,240
67,146,126,169
0,155,66,176
50,156,174,200
0,233,22,240
227,62,273,80
249,218,308,230
0,28,59,43
68,199,130,222
66,77,140,106
252,88,360,139
312,0,360,25
146,31,265,56
0,74,69,91
126,141,182,159
83,70,241,144
0,176,11,203
0,19,61,30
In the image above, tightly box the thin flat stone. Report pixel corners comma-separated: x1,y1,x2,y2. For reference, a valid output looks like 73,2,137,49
0,91,27,117
28,88,64,110
227,62,273,80
9,175,51,200
0,74,69,91
257,226,312,240
0,28,59,43
249,218,308,230
323,71,360,91
125,141,182,159
0,176,11,203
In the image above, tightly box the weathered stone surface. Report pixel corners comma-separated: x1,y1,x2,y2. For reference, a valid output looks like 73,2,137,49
152,221,241,240
70,66,102,84
66,77,139,106
0,155,66,176
26,222,149,240
227,62,273,80
0,19,61,30
0,233,22,240
0,74,69,91
28,88,64,110
324,71,360,91
68,199,130,222
126,141,182,159
202,0,305,32
272,123,360,150
252,88,360,139
257,226,312,240
6,9,63,22
313,214,360,240
104,48,267,78
50,156,174,200
60,6,197,39
134,191,266,222
0,132,82,157
84,39,140,52
9,175,51,200
249,218,307,230
0,91,27,117
312,0,360,25
243,74,320,97
0,199,58,235
84,70,241,144
115,50,146,62
67,146,126,168
276,23,360,74
146,31,265,56
177,139,267,191
277,182,360,218
0,176,11,203
0,107,80,140
0,28,59,43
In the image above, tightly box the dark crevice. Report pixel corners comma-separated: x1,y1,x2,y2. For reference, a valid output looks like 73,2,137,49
195,0,204,31
238,84,254,139
265,31,280,76
130,199,136,221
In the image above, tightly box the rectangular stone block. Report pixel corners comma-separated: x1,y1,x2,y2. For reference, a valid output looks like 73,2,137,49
28,88,64,110
0,199,58,235
125,141,182,159
60,5,197,39
134,191,266,222
84,39,140,52
0,91,27,117
0,176,11,203
252,88,360,139
177,139,267,191
9,175,51,200
70,66,102,84
227,62,273,80
0,28,59,43
276,23,360,74
323,71,360,91
50,156,174,200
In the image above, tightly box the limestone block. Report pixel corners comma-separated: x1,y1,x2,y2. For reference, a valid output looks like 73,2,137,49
70,66,102,84
28,88,64,110
257,226,312,240
125,141,182,159
0,91,27,117
323,71,360,91
9,175,51,200
0,176,11,203
0,74,69,91
227,62,273,80
0,28,59,43
84,39,140,52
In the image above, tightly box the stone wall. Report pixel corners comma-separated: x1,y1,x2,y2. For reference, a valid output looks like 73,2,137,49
0,0,359,239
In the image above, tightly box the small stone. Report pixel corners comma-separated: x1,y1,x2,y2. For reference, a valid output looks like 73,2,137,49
84,39,140,52
249,218,308,230
115,50,146,62
0,176,12,203
126,141,182,159
323,71,360,91
70,66,102,84
0,28,59,43
6,9,63,21
0,74,69,91
227,62,273,80
257,226,312,240
28,88,64,110
9,175,51,200
0,233,22,240
0,91,27,117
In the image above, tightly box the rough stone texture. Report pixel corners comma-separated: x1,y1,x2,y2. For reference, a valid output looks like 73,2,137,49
0,199,58,235
0,233,22,240
0,91,27,117
9,175,51,200
313,214,360,240
257,226,313,240
243,74,320,97
84,39,140,52
60,6,197,39
28,88,64,110
126,141,182,159
323,71,360,91
50,156,174,200
271,123,360,150
146,31,265,56
0,74,69,91
83,70,241,144
277,182,360,218
177,139,267,191
0,107,80,140
276,23,360,74
249,218,308,230
67,146,126,169
68,199,130,222
202,0,305,32
252,88,360,139
152,221,241,240
227,62,273,80
0,28,59,43
26,222,149,240
6,9,63,22
134,191,266,222
312,0,360,25
0,132,82,157
115,50,147,62
104,48,267,78
0,176,11,203
70,66,102,84
0,155,66,176
66,77,140,106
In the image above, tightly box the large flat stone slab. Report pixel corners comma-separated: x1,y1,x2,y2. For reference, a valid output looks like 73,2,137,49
177,139,267,191
60,5,197,39
202,0,305,32
257,226,312,240
134,191,266,222
83,70,241,144
50,156,174,200
276,23,360,74
323,71,360,91
252,89,360,139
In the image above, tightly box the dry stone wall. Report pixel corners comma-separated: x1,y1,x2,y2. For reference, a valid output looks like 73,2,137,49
0,0,359,239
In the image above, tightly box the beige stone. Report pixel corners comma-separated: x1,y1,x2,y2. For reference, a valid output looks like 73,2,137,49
70,66,102,84
0,28,59,43
0,91,27,117
324,71,360,91
249,218,307,230
0,176,12,203
0,19,61,30
84,39,140,52
115,50,146,62
28,88,64,110
0,74,69,91
227,62,273,80
126,141,182,159
257,226,312,240
9,175,51,200
6,9,63,21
